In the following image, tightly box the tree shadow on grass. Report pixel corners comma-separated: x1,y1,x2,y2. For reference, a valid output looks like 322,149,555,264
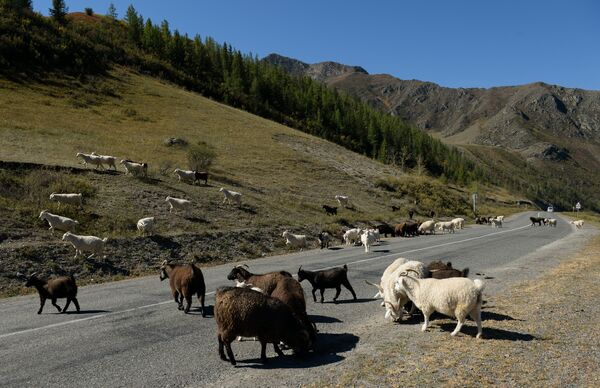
235,332,359,369
438,323,537,341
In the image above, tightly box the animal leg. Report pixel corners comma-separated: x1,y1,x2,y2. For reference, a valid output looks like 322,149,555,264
260,340,268,364
183,293,192,314
333,286,341,302
38,297,46,314
173,291,182,310
198,290,206,317
342,280,357,300
225,341,236,365
421,312,431,332
273,343,285,357
470,307,483,339
320,288,325,303
218,334,228,361
62,298,72,313
51,298,62,313
451,319,465,336
72,297,81,312
311,288,317,303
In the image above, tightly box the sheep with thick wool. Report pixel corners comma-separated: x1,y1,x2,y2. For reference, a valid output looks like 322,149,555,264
282,230,307,250
395,269,485,338
137,217,155,236
451,218,465,230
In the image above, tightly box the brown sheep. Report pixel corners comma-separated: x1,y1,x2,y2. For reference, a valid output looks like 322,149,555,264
426,260,469,279
24,273,80,314
226,265,292,295
159,260,206,316
215,286,311,365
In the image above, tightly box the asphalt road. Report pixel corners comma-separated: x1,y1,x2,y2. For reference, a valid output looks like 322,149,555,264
0,212,588,387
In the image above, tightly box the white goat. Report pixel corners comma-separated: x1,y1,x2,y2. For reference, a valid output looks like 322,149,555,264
545,218,557,227
120,159,148,177
367,260,428,321
496,215,505,222
418,220,436,235
451,217,465,230
39,210,78,235
360,229,377,253
436,221,455,234
173,168,196,183
219,188,242,207
571,220,584,229
49,193,83,209
334,195,350,208
368,257,408,300
90,152,118,170
62,232,108,259
282,230,307,250
395,269,485,338
343,228,362,245
76,152,104,169
165,196,192,215
368,228,381,242
490,217,503,228
137,217,155,236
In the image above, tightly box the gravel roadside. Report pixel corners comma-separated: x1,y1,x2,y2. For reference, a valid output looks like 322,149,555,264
308,227,600,387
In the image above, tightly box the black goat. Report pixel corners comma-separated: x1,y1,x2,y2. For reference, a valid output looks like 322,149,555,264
297,264,357,303
23,273,80,314
322,205,338,216
194,171,208,185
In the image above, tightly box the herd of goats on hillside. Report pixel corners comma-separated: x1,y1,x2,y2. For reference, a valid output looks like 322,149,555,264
17,151,586,365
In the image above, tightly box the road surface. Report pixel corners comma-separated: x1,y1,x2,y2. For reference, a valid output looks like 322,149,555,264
0,212,591,387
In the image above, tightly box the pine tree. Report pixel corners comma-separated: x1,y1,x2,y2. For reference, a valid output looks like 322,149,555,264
49,0,68,23
0,0,32,13
125,5,142,44
107,3,117,19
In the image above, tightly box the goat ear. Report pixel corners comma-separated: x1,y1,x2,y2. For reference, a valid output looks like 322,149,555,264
298,266,302,272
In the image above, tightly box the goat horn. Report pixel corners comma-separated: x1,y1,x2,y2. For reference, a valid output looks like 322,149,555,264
16,272,25,278
30,272,37,277
160,259,167,266
234,264,249,269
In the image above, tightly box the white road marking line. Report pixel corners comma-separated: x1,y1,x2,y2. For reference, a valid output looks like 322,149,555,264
0,222,535,338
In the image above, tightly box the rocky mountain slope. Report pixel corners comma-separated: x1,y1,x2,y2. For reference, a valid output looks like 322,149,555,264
264,54,600,210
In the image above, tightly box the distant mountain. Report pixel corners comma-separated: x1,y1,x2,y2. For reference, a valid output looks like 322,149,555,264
264,54,600,210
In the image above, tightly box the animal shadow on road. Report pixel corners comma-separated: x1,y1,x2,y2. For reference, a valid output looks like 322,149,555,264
438,323,536,341
330,298,376,305
309,314,342,323
327,247,343,251
481,311,523,322
63,309,110,314
186,305,214,317
373,249,390,253
236,332,360,369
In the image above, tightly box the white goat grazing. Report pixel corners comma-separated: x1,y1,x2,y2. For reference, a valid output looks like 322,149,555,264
545,218,557,227
418,220,436,235
451,218,465,230
360,229,377,253
165,196,192,215
343,228,362,245
367,257,408,300
39,210,78,235
90,152,118,170
76,152,104,169
395,269,485,338
62,232,108,259
570,220,584,229
436,221,455,234
282,230,307,250
334,195,350,208
137,217,155,236
367,260,428,321
120,159,148,177
49,193,83,209
173,168,196,183
490,217,503,228
219,188,242,207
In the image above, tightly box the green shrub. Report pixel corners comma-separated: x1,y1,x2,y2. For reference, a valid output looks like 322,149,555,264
187,141,216,172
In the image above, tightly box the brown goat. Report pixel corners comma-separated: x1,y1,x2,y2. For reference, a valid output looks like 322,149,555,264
215,286,311,365
270,277,317,340
426,260,469,279
24,273,80,314
160,260,206,316
226,265,292,295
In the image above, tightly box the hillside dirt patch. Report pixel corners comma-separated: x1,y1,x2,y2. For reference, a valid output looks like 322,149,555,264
310,235,600,387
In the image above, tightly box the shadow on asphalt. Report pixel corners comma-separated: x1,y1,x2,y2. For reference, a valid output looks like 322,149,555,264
186,305,214,317
438,323,536,341
235,332,360,369
482,311,523,321
327,247,343,251
373,249,390,253
63,309,110,314
309,314,342,323
329,298,376,305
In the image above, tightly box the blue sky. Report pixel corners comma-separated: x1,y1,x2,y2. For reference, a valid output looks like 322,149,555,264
34,0,599,90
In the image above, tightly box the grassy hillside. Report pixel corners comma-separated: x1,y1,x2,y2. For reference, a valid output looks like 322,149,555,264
0,68,524,296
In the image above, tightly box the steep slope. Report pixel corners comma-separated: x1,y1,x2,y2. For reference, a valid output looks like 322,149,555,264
264,54,600,211
0,68,520,295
